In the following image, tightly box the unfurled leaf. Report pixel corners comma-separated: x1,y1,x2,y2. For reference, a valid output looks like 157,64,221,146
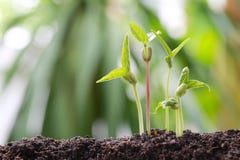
178,67,189,86
176,67,210,97
129,22,148,44
96,68,126,83
186,80,210,90
171,38,190,58
96,34,138,85
152,30,172,56
121,35,130,71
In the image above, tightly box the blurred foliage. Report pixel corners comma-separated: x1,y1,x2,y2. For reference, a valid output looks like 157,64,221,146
0,0,240,142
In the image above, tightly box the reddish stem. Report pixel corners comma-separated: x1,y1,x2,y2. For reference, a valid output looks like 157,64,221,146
146,61,150,134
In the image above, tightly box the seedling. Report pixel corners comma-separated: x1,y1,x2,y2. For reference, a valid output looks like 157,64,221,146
96,35,144,134
153,30,190,132
97,22,209,137
129,22,152,135
156,66,209,136
175,66,209,136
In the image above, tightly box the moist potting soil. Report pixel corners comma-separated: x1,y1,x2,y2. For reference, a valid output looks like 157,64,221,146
0,129,240,160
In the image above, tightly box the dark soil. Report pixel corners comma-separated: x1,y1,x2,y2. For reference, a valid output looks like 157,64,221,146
0,129,240,160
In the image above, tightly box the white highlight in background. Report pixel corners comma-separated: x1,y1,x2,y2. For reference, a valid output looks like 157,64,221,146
208,0,227,13
0,76,27,145
3,27,31,50
157,0,187,39
11,0,39,13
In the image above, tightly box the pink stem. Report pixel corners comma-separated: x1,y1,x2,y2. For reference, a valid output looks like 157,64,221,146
146,61,150,134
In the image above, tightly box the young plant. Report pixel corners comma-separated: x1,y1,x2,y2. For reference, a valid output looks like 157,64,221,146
156,67,209,136
174,66,209,136
153,30,190,132
129,22,152,135
96,35,144,134
97,23,209,137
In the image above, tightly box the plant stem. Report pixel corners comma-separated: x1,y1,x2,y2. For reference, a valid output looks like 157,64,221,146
166,68,171,99
132,84,144,134
176,97,184,136
165,67,171,132
175,108,179,136
179,97,184,134
146,60,151,135
165,107,169,132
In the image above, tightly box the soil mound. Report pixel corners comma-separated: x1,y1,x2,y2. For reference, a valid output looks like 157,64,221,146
0,129,240,160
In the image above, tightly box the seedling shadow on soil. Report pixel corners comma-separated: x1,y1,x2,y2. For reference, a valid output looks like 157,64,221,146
0,129,240,160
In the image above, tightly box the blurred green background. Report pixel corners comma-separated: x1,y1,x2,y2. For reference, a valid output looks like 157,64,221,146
0,0,240,144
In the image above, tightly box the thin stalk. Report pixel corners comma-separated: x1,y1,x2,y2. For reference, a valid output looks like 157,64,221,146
165,108,169,132
176,97,183,136
146,61,151,135
132,84,144,134
179,97,184,134
175,108,179,136
166,68,171,99
165,67,171,132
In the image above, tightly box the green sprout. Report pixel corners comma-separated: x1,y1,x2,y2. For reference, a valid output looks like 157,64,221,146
96,35,144,134
153,30,190,132
97,23,210,137
155,67,209,137
129,22,152,135
174,66,210,136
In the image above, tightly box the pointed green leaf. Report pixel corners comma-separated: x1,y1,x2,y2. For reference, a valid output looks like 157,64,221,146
121,35,130,71
129,22,148,44
178,67,189,86
152,30,172,56
171,38,190,58
96,68,126,83
186,80,210,91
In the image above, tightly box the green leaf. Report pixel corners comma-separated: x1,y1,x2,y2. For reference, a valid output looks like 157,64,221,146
129,22,148,44
121,35,130,71
186,80,210,90
178,67,189,86
152,30,172,56
96,68,126,83
171,38,190,58
97,34,137,85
